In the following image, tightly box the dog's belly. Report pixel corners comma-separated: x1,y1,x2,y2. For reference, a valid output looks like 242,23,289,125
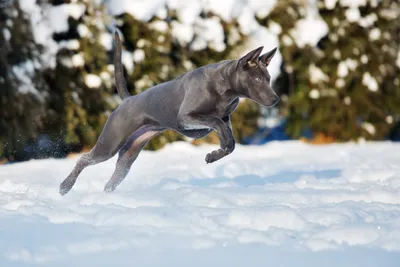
179,128,212,139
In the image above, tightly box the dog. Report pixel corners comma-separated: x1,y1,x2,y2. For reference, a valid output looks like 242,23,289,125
59,31,279,195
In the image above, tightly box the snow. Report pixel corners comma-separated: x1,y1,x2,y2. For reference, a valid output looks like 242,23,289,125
48,3,85,33
386,116,393,124
58,40,80,50
171,21,194,46
335,78,345,88
309,64,329,84
193,17,226,52
268,21,282,35
105,0,281,74
361,122,376,135
12,60,44,101
16,1,87,69
369,28,381,41
77,24,90,38
1,141,400,266
172,0,201,25
340,0,367,8
65,3,85,20
106,0,167,21
19,0,62,68
362,72,379,92
345,8,361,22
359,13,377,28
71,53,85,67
309,89,320,99
346,58,358,70
290,12,328,48
99,32,113,50
282,35,293,46
84,74,102,88
100,71,112,84
237,6,260,35
337,61,348,77
248,0,277,18
201,0,242,21
344,96,351,105
133,49,145,62
337,58,358,78
149,20,169,33
121,51,134,74
324,0,338,9
2,28,11,41
246,27,282,81
17,0,284,81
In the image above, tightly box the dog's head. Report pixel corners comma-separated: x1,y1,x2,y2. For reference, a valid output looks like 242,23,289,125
234,46,279,107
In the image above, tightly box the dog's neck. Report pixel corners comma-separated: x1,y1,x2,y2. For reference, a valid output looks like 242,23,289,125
207,60,240,100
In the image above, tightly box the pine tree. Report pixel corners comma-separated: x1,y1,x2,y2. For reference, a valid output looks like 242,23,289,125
0,0,50,161
259,0,400,141
46,0,116,150
310,0,400,141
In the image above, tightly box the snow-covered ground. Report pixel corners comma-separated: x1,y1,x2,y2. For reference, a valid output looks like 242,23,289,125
1,141,400,266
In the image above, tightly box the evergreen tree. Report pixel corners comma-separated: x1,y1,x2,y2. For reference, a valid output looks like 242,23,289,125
0,0,50,161
306,0,400,141
46,0,116,150
260,0,400,141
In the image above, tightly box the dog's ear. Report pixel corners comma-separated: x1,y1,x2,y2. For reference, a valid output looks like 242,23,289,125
238,46,264,68
259,47,277,67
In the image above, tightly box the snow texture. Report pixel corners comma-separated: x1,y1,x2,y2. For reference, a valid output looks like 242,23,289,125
18,0,284,85
1,141,400,266
84,74,102,88
99,32,113,50
19,0,62,69
290,15,328,48
12,61,42,99
245,27,282,82
309,89,320,99
121,51,134,74
71,53,85,67
106,0,167,21
362,72,378,92
324,0,338,9
106,0,282,79
309,64,329,84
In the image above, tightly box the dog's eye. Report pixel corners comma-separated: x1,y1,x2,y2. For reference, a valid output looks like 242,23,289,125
255,77,262,83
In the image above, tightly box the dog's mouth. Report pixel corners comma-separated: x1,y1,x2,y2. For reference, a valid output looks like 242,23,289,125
255,93,280,107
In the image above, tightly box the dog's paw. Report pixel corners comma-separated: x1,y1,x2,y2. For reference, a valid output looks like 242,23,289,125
205,148,226,164
104,183,116,193
59,178,75,196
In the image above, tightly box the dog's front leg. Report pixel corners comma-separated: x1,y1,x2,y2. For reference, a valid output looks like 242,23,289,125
178,114,235,163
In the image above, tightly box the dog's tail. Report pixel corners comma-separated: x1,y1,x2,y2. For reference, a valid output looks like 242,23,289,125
113,31,131,100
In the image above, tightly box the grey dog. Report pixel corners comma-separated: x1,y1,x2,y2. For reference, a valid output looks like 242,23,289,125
59,31,279,195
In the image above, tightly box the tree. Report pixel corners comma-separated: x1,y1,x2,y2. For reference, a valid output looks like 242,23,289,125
46,0,116,151
260,0,400,141
0,0,50,161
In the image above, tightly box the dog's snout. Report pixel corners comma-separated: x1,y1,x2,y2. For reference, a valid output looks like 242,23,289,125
272,94,280,105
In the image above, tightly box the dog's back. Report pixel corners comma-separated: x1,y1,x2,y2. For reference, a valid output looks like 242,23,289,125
120,59,235,128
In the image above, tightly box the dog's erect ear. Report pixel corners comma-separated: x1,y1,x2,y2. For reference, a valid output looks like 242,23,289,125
238,46,264,68
259,47,277,67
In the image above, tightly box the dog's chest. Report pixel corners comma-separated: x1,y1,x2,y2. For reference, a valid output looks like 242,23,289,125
221,97,239,117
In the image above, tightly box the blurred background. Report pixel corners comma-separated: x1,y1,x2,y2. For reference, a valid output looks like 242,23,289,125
0,0,399,162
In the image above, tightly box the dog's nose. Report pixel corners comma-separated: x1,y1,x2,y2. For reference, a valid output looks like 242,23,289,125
272,94,280,105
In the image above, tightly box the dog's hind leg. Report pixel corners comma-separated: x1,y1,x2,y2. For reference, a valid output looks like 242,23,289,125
104,126,162,192
59,111,137,196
